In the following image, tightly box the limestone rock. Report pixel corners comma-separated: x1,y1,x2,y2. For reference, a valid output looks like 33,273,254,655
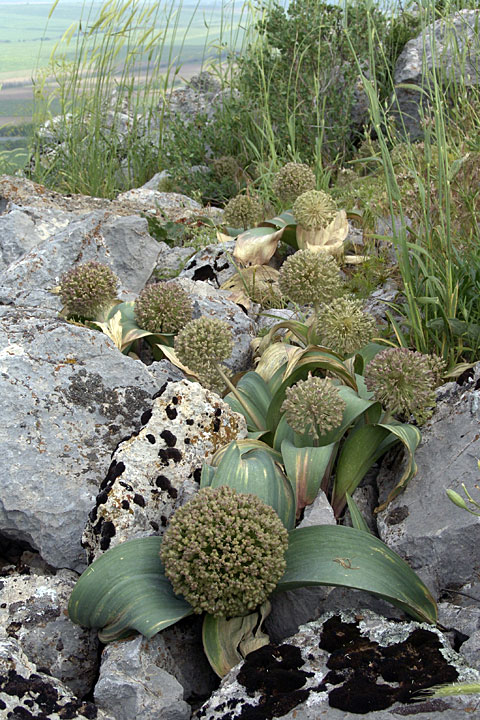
198,610,480,720
0,205,70,272
0,210,160,309
94,635,190,720
179,241,236,287
0,307,158,570
175,278,256,374
393,10,480,138
0,570,99,696
376,364,480,597
82,379,247,561
0,635,113,719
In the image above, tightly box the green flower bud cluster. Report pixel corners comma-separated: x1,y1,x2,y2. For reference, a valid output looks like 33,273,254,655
134,282,193,334
160,485,289,617
281,374,346,439
272,163,316,204
293,190,337,230
174,316,233,392
364,347,445,424
316,295,376,355
212,155,240,180
278,249,342,306
223,194,262,229
59,261,118,319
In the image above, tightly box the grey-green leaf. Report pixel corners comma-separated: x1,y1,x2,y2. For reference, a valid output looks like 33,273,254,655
277,525,437,624
68,537,193,643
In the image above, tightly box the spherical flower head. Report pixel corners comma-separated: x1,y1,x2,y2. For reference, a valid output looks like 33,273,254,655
364,347,445,424
160,485,289,617
293,190,337,230
223,194,262,229
134,282,193,334
174,316,233,374
212,155,239,179
273,162,316,204
281,375,346,440
278,249,343,306
59,261,118,319
316,295,377,355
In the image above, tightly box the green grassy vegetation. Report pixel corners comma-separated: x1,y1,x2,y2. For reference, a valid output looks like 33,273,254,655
2,0,480,372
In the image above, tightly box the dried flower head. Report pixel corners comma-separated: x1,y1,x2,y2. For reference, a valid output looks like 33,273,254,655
278,249,342,306
316,295,377,355
273,162,316,203
134,282,193,334
160,485,289,617
281,374,346,440
364,347,445,424
59,261,118,319
293,190,338,230
223,194,262,229
174,316,233,391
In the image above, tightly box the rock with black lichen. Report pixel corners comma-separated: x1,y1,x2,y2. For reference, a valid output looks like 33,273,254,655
195,609,480,720
0,570,99,697
0,635,114,720
82,379,247,562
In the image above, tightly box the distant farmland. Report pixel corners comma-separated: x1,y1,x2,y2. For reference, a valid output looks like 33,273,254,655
0,0,245,168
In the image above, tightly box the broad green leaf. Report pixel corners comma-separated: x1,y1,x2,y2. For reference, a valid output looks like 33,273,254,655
210,438,282,466
202,601,271,677
207,442,296,529
68,537,193,642
224,371,272,432
281,439,335,516
374,423,422,512
345,493,372,534
278,526,437,624
331,423,396,516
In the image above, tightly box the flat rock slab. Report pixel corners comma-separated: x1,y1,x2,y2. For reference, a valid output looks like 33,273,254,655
0,307,158,571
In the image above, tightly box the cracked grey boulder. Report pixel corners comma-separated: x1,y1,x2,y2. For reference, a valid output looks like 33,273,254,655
0,306,158,571
394,10,480,138
0,209,160,308
82,378,247,562
0,635,114,719
94,634,190,720
0,205,70,272
198,609,480,720
175,278,256,373
0,570,99,696
376,364,480,597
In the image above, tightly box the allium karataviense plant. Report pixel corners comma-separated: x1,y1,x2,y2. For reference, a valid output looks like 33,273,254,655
281,374,346,441
59,261,118,319
68,439,437,678
272,162,316,204
364,347,444,424
292,189,338,230
174,316,233,392
223,194,262,229
278,249,342,308
134,281,193,334
316,296,377,356
160,485,288,617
